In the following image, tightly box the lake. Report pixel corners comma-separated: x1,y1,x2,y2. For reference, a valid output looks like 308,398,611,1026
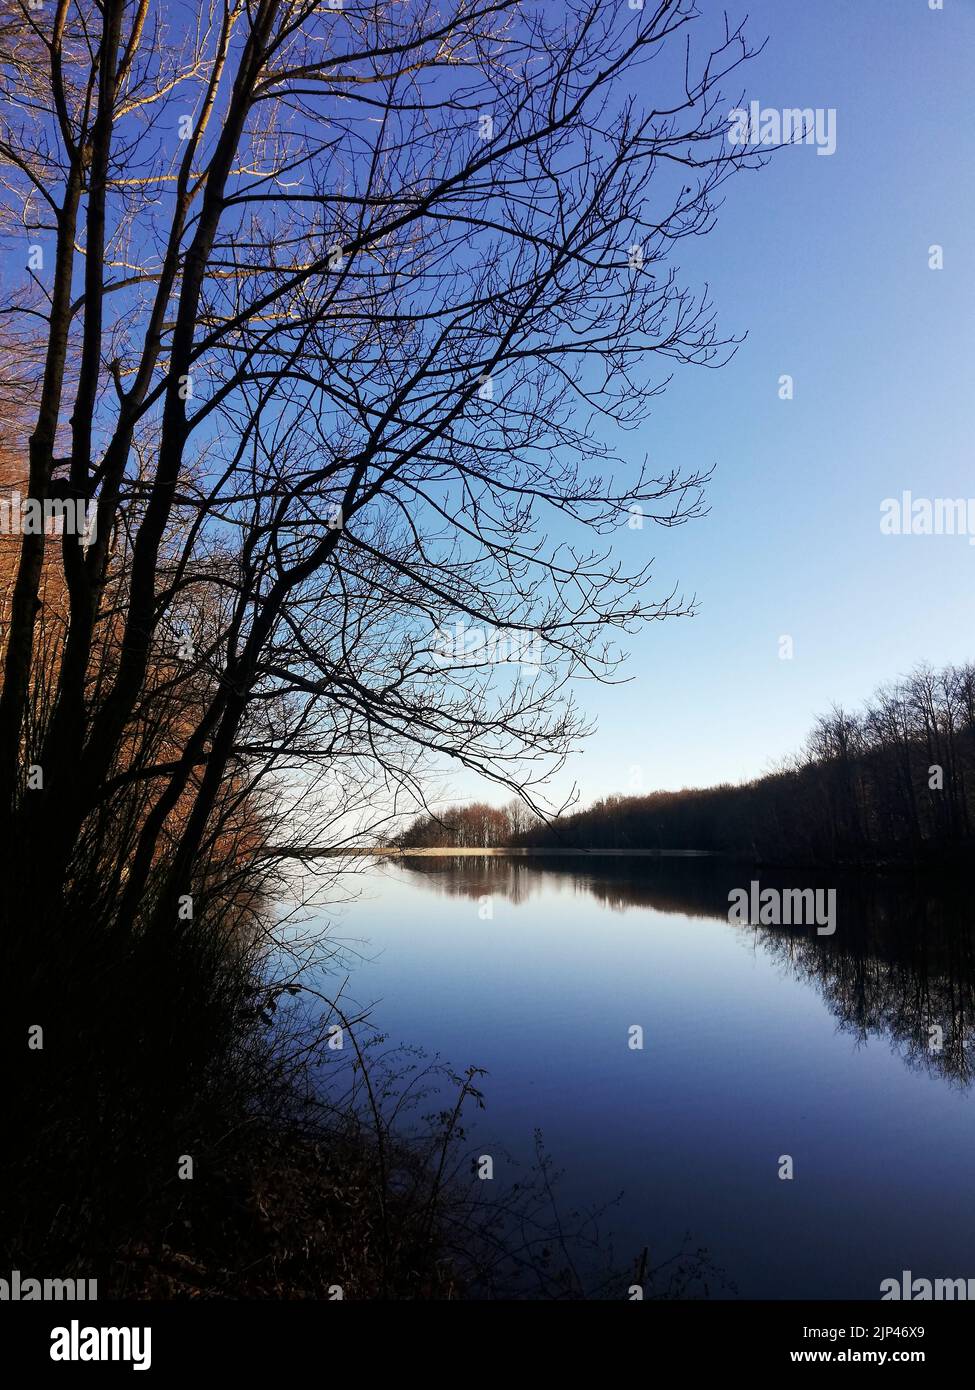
310,854,975,1299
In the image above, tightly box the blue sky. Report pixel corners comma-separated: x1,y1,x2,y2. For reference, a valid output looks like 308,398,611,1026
449,0,975,811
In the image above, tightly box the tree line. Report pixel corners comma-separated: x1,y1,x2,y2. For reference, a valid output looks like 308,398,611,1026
397,662,975,865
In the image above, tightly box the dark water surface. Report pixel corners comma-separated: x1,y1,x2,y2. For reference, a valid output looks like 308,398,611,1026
314,855,975,1299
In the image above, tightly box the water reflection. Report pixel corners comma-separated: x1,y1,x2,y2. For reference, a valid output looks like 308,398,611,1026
395,854,975,1088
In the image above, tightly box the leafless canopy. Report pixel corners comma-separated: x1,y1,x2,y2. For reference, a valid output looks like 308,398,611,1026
0,0,759,932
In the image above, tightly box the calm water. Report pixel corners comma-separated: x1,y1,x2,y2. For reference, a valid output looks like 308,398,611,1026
311,855,975,1299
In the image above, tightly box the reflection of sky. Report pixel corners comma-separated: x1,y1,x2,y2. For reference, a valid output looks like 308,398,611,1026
449,0,975,807
313,861,975,1299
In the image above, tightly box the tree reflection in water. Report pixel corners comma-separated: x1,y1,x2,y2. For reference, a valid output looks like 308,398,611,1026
393,854,975,1089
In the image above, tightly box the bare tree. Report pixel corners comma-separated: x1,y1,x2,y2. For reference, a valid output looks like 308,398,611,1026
0,0,760,934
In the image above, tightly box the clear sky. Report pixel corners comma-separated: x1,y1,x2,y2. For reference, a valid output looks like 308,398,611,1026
446,0,975,813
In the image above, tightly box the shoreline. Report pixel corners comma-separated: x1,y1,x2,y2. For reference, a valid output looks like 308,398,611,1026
329,847,972,873
342,846,715,857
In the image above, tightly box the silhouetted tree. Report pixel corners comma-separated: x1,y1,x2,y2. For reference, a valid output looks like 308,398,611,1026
0,0,759,936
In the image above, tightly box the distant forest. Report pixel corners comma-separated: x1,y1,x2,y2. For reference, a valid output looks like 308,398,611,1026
396,662,975,865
